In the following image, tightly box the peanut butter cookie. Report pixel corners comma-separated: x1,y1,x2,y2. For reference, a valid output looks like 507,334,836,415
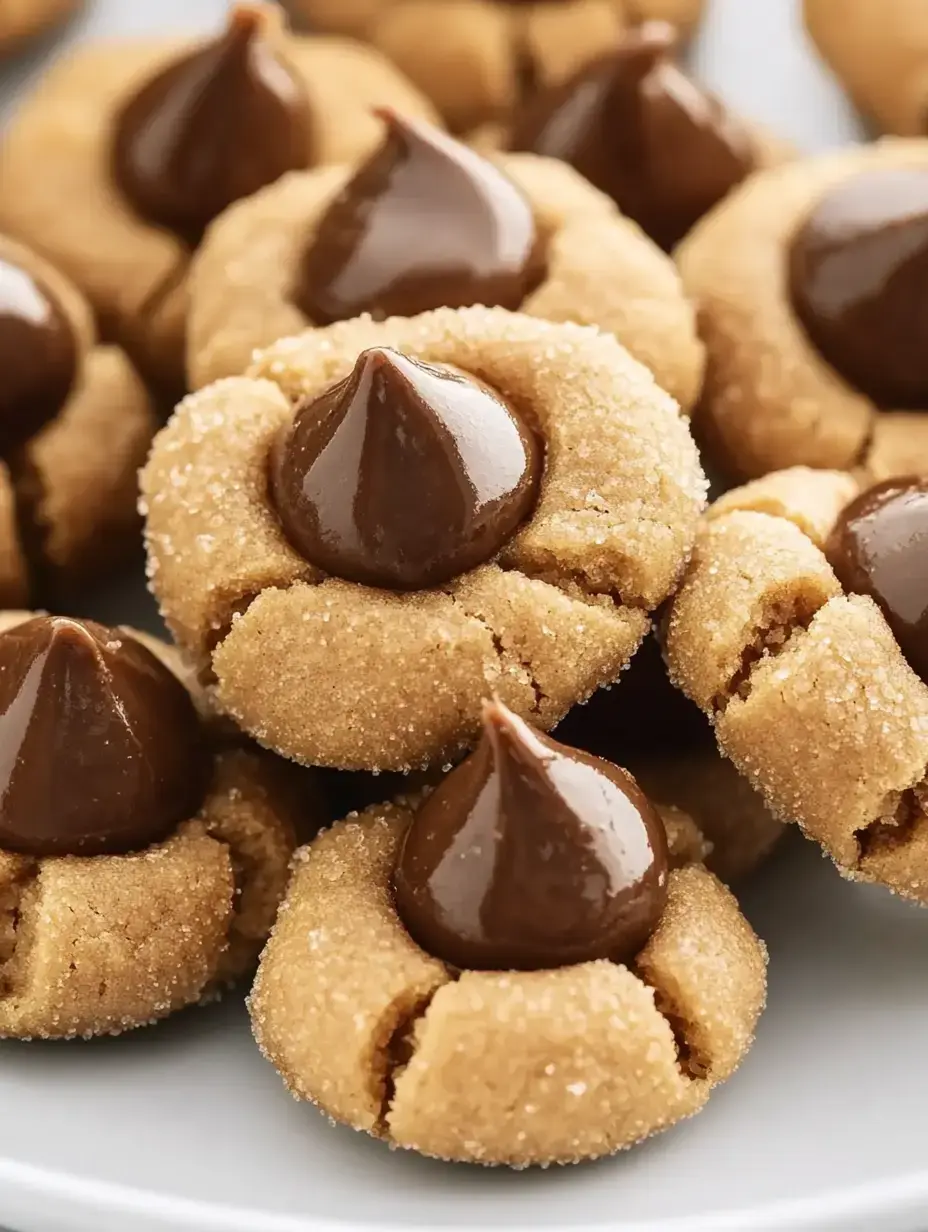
805,0,928,135
677,139,928,481
0,3,436,394
0,234,155,606
251,700,765,1167
0,0,80,53
665,466,928,902
502,21,792,252
282,0,704,133
143,307,706,772
187,111,704,408
0,610,323,1040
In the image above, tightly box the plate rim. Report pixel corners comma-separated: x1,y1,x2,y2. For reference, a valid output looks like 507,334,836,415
3,1155,928,1232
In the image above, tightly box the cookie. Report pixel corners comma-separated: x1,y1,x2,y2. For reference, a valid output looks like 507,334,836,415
555,634,785,884
0,234,155,605
805,0,928,135
0,610,324,1040
251,699,766,1167
676,139,928,482
0,3,436,395
143,306,706,771
497,21,791,253
0,0,79,53
187,111,704,409
664,465,928,902
282,0,704,133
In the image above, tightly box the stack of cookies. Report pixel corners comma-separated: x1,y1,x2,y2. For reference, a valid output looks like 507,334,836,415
0,0,924,1173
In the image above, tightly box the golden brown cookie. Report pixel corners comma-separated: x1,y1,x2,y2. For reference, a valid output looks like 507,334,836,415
0,4,437,394
0,234,155,606
556,636,785,884
0,0,80,52
282,0,704,132
250,703,766,1167
665,466,928,902
0,610,322,1039
143,306,706,772
186,115,703,408
677,139,928,481
804,0,928,135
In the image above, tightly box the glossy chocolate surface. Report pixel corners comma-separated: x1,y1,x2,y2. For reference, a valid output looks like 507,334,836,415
112,5,311,245
393,699,669,971
0,257,77,455
827,478,928,683
508,21,754,251
270,347,541,590
0,617,208,857
789,167,928,409
296,111,545,323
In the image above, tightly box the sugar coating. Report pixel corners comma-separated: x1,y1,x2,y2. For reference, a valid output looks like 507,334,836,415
283,0,705,132
0,29,437,390
666,469,928,900
0,612,312,1039
144,307,705,770
0,0,78,50
804,0,928,135
676,139,928,480
250,805,765,1166
0,236,155,600
707,467,860,551
187,152,705,413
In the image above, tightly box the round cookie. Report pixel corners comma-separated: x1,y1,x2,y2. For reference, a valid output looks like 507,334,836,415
0,610,323,1040
676,139,928,482
555,635,785,884
281,0,704,133
664,465,928,902
187,112,704,408
0,3,437,395
0,234,155,605
143,306,706,772
499,21,793,254
250,701,766,1167
0,0,80,53
804,0,928,136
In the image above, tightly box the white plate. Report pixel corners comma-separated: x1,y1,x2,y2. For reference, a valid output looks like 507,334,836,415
3,3,927,1231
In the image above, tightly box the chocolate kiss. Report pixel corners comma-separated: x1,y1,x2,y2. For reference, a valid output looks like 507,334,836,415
789,167,928,409
509,21,754,252
295,110,546,323
0,257,77,455
827,477,928,684
0,616,209,857
393,698,669,971
270,346,541,590
111,3,312,245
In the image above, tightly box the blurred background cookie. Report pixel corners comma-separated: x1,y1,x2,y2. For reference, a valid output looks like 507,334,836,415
282,0,705,133
0,234,155,605
805,0,928,136
677,139,928,481
0,2,437,395
0,0,81,55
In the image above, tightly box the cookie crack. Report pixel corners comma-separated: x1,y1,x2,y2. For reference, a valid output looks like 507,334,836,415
854,780,927,867
710,597,820,714
0,860,40,1002
445,594,548,716
630,963,711,1083
499,560,648,612
374,985,453,1138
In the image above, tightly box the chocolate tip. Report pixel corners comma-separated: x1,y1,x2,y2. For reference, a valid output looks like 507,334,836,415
228,2,281,39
